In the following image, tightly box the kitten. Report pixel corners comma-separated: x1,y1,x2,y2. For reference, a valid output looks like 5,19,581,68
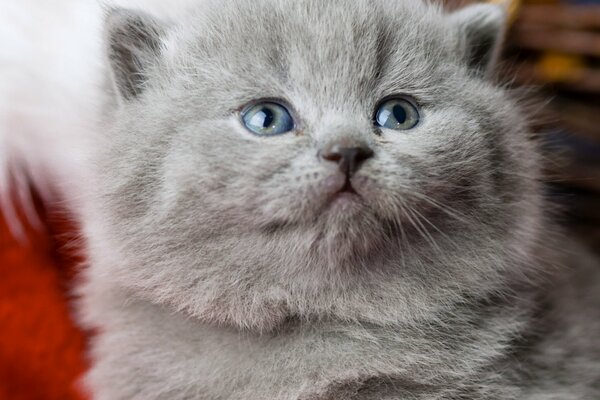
76,0,600,399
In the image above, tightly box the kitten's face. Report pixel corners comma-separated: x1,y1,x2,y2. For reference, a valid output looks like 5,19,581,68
95,0,541,331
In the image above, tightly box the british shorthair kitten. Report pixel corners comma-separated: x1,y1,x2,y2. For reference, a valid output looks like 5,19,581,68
78,0,600,398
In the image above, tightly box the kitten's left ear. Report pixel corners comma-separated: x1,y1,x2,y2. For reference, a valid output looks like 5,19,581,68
105,8,167,101
450,3,507,77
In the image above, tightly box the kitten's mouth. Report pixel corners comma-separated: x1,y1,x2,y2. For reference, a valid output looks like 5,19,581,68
322,173,362,209
339,179,358,195
329,178,361,207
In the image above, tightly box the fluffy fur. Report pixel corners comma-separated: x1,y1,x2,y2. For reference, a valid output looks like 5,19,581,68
78,0,600,398
4,0,599,398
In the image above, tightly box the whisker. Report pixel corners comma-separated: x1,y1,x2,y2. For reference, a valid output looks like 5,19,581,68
409,206,461,251
401,202,442,254
407,191,473,226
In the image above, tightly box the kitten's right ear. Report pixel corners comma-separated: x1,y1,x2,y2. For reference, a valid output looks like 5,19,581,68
450,3,507,77
105,8,166,101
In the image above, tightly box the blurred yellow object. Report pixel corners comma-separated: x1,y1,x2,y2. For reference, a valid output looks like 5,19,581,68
537,52,585,82
488,0,521,23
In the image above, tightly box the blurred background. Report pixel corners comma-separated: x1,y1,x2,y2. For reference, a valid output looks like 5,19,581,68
505,0,600,250
493,0,600,248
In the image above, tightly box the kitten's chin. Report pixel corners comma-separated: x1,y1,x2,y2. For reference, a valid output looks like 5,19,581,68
321,172,367,216
311,211,388,265
326,191,363,213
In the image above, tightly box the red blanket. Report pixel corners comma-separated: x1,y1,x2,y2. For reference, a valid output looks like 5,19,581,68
0,193,89,400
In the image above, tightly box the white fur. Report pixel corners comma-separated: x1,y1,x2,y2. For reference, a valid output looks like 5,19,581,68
0,0,198,238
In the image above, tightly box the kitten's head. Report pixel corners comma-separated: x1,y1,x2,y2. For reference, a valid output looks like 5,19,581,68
93,0,543,331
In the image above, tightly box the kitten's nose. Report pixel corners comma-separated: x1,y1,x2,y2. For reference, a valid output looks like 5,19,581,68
320,142,374,176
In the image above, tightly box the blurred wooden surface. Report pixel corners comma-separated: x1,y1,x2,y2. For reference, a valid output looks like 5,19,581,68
505,0,600,249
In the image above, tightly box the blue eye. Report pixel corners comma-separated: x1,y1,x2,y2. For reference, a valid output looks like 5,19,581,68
375,97,420,130
242,102,294,136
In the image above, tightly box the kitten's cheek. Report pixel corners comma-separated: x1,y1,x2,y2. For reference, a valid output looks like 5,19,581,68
351,175,376,196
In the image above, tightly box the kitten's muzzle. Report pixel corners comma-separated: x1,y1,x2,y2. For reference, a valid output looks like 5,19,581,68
320,141,374,178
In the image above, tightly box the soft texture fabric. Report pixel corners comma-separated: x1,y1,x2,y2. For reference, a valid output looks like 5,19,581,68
0,190,89,400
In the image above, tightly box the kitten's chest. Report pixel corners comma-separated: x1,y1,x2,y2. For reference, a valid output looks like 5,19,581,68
92,293,522,400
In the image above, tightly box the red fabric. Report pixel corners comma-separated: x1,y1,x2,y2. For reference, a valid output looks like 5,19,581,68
0,192,90,400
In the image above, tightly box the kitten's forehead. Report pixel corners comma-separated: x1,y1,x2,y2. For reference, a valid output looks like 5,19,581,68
170,0,454,106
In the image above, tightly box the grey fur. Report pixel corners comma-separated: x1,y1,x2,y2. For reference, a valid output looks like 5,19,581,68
105,8,166,100
79,0,600,399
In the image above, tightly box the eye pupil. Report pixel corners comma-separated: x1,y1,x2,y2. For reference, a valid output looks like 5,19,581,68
249,108,274,129
374,97,420,131
392,104,407,124
261,109,274,128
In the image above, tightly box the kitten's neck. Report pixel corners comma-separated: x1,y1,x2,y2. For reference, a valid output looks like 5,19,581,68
91,281,538,400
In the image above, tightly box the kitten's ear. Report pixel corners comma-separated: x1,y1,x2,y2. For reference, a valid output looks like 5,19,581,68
450,3,507,77
105,8,166,101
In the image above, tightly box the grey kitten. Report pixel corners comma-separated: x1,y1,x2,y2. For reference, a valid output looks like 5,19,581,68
79,0,600,398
